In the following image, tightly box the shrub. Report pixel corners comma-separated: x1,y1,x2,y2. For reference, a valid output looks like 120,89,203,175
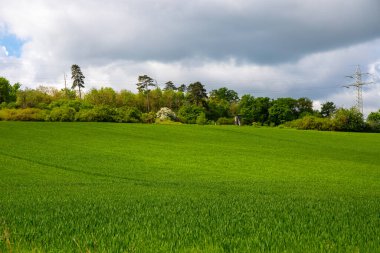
0,108,46,121
0,102,17,109
49,99,93,111
75,106,120,122
366,110,380,132
48,107,76,122
284,116,334,131
216,117,234,125
332,108,365,132
141,112,156,123
75,109,98,122
113,107,142,123
196,112,208,125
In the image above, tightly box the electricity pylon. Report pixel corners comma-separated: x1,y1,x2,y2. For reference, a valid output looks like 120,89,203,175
343,65,373,114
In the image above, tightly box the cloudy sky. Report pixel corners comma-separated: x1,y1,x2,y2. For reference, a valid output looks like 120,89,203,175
0,0,379,114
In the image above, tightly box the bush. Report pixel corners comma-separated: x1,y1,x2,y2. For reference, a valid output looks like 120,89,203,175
0,102,17,109
74,106,120,122
155,119,182,125
0,108,46,121
332,108,365,132
141,112,156,123
284,116,334,131
216,117,234,125
75,109,98,122
48,107,76,122
113,107,142,123
366,111,380,132
196,112,208,125
49,99,92,112
366,121,380,132
285,108,366,132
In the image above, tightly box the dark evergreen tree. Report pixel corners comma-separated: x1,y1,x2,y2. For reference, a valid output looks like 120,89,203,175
320,101,336,118
136,75,156,111
187,82,207,107
71,64,85,98
163,81,177,91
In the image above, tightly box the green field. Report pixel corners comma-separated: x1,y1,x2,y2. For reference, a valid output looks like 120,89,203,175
0,122,379,252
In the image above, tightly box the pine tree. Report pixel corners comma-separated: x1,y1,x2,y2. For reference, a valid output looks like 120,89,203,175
71,64,85,98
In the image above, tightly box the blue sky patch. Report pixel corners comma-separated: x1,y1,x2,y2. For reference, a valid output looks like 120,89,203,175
0,33,24,57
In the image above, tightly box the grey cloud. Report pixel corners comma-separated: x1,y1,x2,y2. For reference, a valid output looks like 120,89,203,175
43,0,380,64
8,0,378,65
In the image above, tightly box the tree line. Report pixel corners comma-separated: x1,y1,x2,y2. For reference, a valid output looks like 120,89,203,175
0,65,379,132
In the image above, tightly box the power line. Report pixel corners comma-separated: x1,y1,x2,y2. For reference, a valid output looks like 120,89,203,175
342,65,374,114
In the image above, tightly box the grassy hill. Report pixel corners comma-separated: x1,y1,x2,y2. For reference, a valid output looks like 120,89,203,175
0,122,379,252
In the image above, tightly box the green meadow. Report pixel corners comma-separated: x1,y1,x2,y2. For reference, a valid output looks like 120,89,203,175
0,122,379,252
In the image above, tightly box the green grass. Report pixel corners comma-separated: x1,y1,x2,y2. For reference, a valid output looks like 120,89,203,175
0,122,379,252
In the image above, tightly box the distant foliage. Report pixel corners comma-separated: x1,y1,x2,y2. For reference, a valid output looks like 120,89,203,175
285,116,334,131
216,117,234,125
285,107,368,132
0,75,379,132
367,110,380,132
178,105,204,124
141,111,156,123
0,108,46,121
48,107,76,122
196,112,207,125
333,108,365,132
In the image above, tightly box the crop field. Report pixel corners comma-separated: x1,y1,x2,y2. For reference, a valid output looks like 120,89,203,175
0,122,379,252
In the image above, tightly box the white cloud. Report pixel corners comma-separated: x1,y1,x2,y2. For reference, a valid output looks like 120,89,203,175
0,46,8,57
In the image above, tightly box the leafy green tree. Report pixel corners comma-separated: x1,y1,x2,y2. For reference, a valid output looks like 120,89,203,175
162,89,185,111
85,87,117,106
178,104,204,124
209,87,239,103
320,101,336,118
238,95,271,125
251,97,272,124
116,90,137,108
187,82,207,107
207,87,239,121
0,77,11,103
16,87,53,109
238,94,255,124
367,110,380,122
71,64,85,98
367,110,380,132
333,108,365,132
59,88,77,100
9,82,21,103
136,75,156,112
207,99,231,121
0,77,20,103
149,88,163,112
268,98,298,125
295,97,313,118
